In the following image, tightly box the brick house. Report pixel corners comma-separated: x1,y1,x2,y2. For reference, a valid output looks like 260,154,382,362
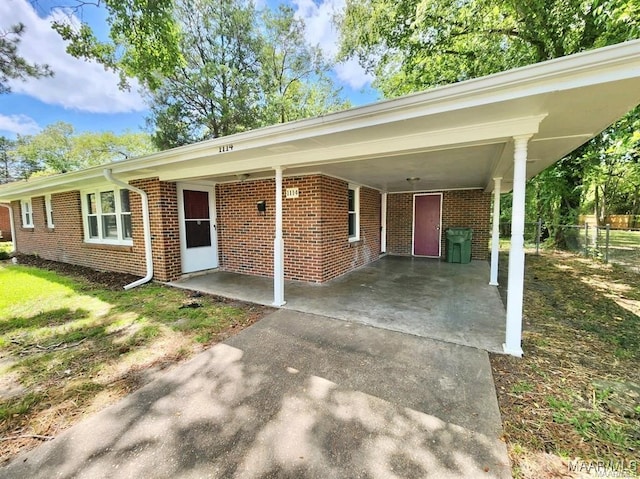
1,41,639,356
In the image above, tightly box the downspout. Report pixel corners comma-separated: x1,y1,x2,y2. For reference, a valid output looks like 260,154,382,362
103,169,153,290
0,203,16,253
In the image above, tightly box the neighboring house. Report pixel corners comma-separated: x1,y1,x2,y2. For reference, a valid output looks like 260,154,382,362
1,40,639,356
0,205,11,241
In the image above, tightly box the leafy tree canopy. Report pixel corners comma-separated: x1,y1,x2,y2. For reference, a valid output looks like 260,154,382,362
339,0,640,241
1,123,156,182
339,0,640,97
47,0,348,149
147,0,349,149
52,0,182,90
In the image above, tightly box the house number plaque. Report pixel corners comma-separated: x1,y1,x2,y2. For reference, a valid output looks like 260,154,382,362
218,144,233,153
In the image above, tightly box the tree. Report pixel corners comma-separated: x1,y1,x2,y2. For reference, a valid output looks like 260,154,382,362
1,23,52,94
148,0,263,148
582,106,640,222
0,136,16,183
148,0,349,149
12,122,156,177
260,5,347,125
16,121,74,174
339,0,640,243
339,0,638,96
52,0,182,90
41,0,348,149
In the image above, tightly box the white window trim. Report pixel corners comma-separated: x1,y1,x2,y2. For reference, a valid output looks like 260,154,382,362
348,184,360,242
21,199,33,228
81,187,133,246
45,194,54,229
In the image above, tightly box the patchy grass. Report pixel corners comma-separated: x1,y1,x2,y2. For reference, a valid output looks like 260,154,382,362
605,229,640,272
0,261,272,463
491,251,640,479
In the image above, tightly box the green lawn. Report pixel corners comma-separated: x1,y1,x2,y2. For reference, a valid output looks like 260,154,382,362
0,262,269,463
497,228,640,271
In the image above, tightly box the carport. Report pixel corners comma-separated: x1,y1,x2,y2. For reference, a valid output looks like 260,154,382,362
152,41,640,356
171,255,506,352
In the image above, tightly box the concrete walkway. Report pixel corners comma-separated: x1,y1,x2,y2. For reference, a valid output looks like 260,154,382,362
0,310,511,479
171,256,506,353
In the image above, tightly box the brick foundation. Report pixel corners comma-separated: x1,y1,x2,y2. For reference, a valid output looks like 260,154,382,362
386,189,491,260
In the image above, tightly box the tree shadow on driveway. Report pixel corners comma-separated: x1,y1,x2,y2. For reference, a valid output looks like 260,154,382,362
1,312,511,479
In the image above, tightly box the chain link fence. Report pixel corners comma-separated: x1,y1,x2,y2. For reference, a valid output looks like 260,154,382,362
499,220,640,272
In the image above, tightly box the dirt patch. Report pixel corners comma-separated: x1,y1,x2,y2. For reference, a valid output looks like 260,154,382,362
490,251,640,478
12,254,144,290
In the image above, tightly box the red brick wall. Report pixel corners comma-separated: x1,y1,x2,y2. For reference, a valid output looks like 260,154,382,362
217,177,319,280
0,206,11,241
387,193,413,255
12,192,146,277
130,179,181,282
216,174,381,282
441,190,491,260
11,178,182,281
386,189,490,260
284,177,323,281
217,179,273,278
320,177,381,281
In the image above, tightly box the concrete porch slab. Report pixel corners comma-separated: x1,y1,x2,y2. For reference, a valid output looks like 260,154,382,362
170,256,506,353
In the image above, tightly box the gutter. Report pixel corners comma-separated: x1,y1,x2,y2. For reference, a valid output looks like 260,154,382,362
103,169,153,290
0,203,16,253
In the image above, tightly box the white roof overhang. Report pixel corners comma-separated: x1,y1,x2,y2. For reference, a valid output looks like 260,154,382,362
1,39,640,201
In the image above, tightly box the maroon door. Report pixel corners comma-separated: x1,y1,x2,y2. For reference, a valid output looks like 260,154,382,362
183,190,212,248
414,194,441,256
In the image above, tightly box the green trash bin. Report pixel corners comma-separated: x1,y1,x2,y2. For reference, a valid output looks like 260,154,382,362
446,228,473,264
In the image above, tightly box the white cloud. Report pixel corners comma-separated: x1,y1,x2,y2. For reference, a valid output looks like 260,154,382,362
334,58,375,91
0,114,41,135
292,0,373,90
1,0,146,113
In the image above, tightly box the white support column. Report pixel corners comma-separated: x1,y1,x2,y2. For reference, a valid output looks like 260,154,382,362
504,136,531,357
273,166,286,306
380,192,387,253
489,177,502,286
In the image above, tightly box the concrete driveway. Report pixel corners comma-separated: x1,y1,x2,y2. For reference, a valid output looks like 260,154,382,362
0,309,511,479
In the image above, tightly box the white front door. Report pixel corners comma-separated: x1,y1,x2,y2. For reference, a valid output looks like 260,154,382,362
178,183,218,274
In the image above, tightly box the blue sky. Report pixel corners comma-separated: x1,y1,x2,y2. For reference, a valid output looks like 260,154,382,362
0,0,378,139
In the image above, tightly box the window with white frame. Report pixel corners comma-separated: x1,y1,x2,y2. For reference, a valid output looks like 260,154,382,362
21,199,33,228
348,185,360,241
45,194,54,228
83,188,132,244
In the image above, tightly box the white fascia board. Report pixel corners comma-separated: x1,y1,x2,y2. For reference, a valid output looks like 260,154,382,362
158,115,547,182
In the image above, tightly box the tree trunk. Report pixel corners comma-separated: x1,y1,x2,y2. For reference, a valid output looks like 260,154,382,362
594,184,600,226
553,153,585,249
